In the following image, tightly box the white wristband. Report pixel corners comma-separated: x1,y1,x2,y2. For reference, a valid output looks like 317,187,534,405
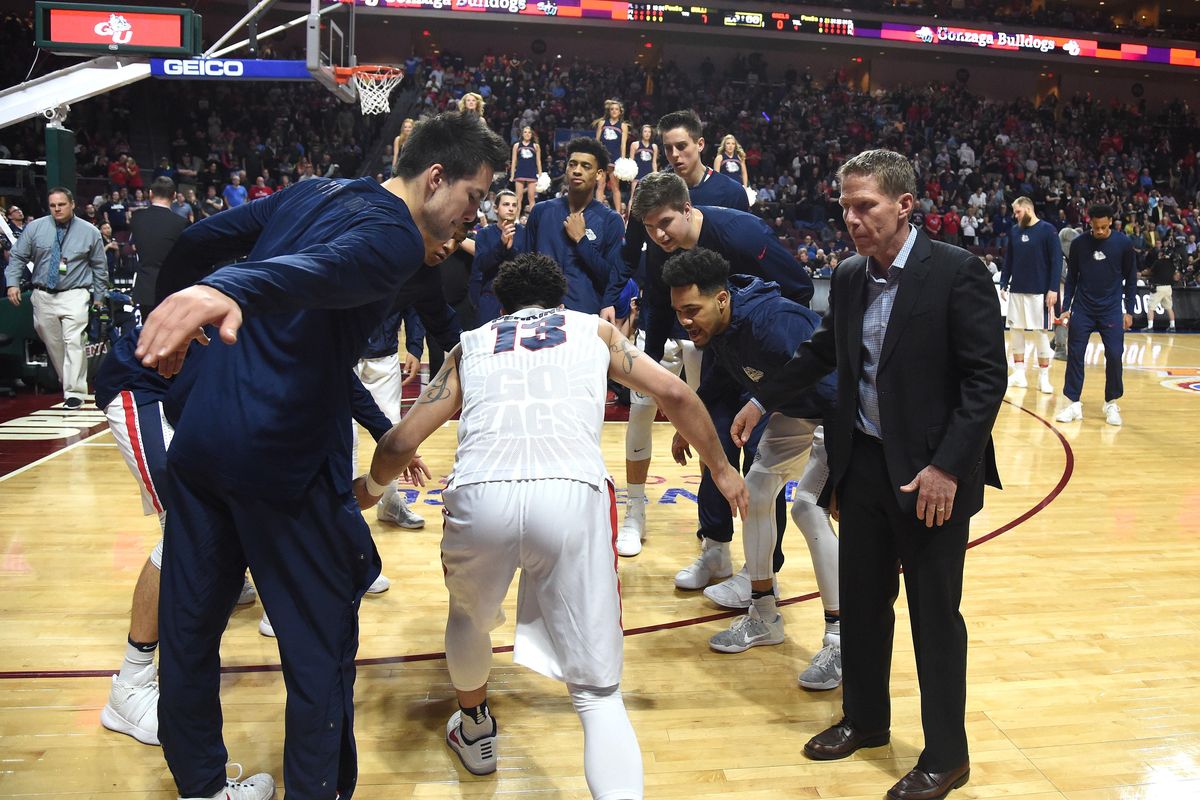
364,472,388,497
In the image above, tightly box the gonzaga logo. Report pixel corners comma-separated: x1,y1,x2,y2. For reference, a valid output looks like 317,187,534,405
94,13,133,45
915,26,935,43
455,0,528,11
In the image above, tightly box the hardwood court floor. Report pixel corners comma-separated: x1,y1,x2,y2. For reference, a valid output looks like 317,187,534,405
1,331,1199,799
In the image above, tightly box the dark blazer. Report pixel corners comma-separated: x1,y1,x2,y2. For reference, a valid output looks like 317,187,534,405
758,229,1007,518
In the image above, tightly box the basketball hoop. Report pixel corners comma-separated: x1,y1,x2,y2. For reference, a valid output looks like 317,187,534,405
334,65,404,115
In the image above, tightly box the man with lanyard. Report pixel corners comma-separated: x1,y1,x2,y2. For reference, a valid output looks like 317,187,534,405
5,187,108,409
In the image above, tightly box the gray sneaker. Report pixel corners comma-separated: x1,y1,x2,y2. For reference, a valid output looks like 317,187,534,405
377,490,425,529
708,606,785,653
798,640,842,690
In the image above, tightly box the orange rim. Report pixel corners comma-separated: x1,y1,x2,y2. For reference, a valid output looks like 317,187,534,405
332,65,403,85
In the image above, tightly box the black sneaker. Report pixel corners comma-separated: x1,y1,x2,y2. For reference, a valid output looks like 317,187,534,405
63,397,83,409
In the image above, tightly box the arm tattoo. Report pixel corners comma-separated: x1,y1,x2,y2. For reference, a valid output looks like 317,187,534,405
418,365,454,404
610,338,640,374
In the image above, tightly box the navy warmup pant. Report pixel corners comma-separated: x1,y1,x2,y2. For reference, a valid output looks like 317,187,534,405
159,459,381,800
696,352,788,573
1063,308,1124,403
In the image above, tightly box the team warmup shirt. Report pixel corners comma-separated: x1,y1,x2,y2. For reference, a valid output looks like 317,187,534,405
450,307,610,490
1001,219,1063,294
518,197,624,314
1063,230,1138,317
164,177,425,496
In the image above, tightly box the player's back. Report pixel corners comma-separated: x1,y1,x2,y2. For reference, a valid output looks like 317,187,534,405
452,307,609,489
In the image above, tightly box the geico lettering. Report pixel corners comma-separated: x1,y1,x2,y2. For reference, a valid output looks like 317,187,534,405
163,59,245,77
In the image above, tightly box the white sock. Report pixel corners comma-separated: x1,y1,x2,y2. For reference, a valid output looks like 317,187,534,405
459,701,494,741
569,684,643,800
119,640,156,684
823,613,841,646
627,483,646,505
752,592,779,622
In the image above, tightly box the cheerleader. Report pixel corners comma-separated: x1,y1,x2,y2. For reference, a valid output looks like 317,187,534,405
594,99,629,212
713,134,749,188
510,125,542,219
629,123,658,198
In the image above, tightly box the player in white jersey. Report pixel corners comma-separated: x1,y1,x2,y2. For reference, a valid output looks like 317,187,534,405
357,253,748,799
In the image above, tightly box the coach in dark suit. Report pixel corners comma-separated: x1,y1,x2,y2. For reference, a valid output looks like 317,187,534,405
736,149,1006,800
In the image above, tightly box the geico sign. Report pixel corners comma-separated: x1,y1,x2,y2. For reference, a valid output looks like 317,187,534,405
163,59,244,77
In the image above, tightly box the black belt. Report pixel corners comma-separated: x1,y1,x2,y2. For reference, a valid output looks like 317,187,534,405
33,284,82,294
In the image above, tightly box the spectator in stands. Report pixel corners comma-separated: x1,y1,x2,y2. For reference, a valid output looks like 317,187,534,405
247,176,273,202
222,174,248,208
99,222,121,277
170,192,194,223
102,190,130,233
200,186,225,218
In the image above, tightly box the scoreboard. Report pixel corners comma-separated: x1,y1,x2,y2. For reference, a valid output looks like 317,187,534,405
626,4,854,37
34,2,203,57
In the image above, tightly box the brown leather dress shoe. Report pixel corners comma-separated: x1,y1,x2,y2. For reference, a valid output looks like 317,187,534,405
886,762,970,800
802,719,890,760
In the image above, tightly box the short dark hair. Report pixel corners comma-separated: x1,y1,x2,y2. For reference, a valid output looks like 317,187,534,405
837,149,917,200
394,112,509,182
660,247,729,295
150,176,175,200
566,136,609,172
629,171,689,220
47,186,74,204
1088,203,1115,220
657,109,703,142
493,253,567,312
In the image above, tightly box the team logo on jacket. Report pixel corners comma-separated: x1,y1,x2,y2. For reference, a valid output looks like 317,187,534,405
743,366,764,382
1093,250,1107,261
1021,234,1030,242
585,228,597,241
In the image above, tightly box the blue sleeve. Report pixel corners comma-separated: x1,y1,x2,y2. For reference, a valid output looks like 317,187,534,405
396,266,462,351
728,181,751,212
1063,241,1080,312
403,307,424,359
514,206,539,254
727,219,813,306
575,211,625,290
350,373,393,443
754,305,818,363
200,216,423,316
157,189,287,298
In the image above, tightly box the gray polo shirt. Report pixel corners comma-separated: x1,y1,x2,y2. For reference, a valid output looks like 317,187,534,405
5,214,108,303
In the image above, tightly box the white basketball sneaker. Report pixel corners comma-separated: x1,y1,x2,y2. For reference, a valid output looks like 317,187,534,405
616,498,647,557
674,539,733,590
179,764,275,800
367,573,391,593
258,613,275,638
1103,401,1123,427
1038,370,1054,394
1007,369,1028,388
446,710,498,775
376,489,425,529
1055,401,1083,423
101,672,160,745
703,565,780,609
797,639,843,690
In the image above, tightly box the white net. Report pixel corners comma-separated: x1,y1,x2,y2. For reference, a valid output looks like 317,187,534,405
352,67,403,115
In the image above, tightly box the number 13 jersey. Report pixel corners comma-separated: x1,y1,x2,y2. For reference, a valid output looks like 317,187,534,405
451,307,611,489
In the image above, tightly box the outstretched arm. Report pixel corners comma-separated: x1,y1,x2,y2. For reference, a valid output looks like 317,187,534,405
355,344,463,508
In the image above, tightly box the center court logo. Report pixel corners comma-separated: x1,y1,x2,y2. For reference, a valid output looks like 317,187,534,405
94,13,133,45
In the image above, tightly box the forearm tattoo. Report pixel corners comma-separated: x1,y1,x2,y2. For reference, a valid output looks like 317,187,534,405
418,365,454,404
610,338,640,374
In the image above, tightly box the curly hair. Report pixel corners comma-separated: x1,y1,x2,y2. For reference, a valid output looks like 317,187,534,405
660,247,730,296
566,136,610,173
493,253,567,313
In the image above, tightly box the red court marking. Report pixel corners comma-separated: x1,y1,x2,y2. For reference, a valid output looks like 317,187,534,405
0,400,1072,680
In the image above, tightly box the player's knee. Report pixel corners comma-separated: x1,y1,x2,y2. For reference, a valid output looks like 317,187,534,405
790,497,831,536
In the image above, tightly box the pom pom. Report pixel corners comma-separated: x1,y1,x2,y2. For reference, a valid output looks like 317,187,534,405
614,157,639,182
745,186,757,206
535,171,551,193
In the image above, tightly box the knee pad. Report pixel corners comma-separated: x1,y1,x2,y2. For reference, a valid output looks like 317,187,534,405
625,402,657,460
150,536,164,570
1010,329,1026,358
1034,330,1053,360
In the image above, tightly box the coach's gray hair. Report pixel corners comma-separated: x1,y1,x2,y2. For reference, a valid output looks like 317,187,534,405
836,149,917,200
629,171,689,220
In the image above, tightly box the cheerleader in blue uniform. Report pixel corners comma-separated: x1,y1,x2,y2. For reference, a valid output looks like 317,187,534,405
629,123,658,197
509,125,542,219
594,99,629,213
714,134,749,188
